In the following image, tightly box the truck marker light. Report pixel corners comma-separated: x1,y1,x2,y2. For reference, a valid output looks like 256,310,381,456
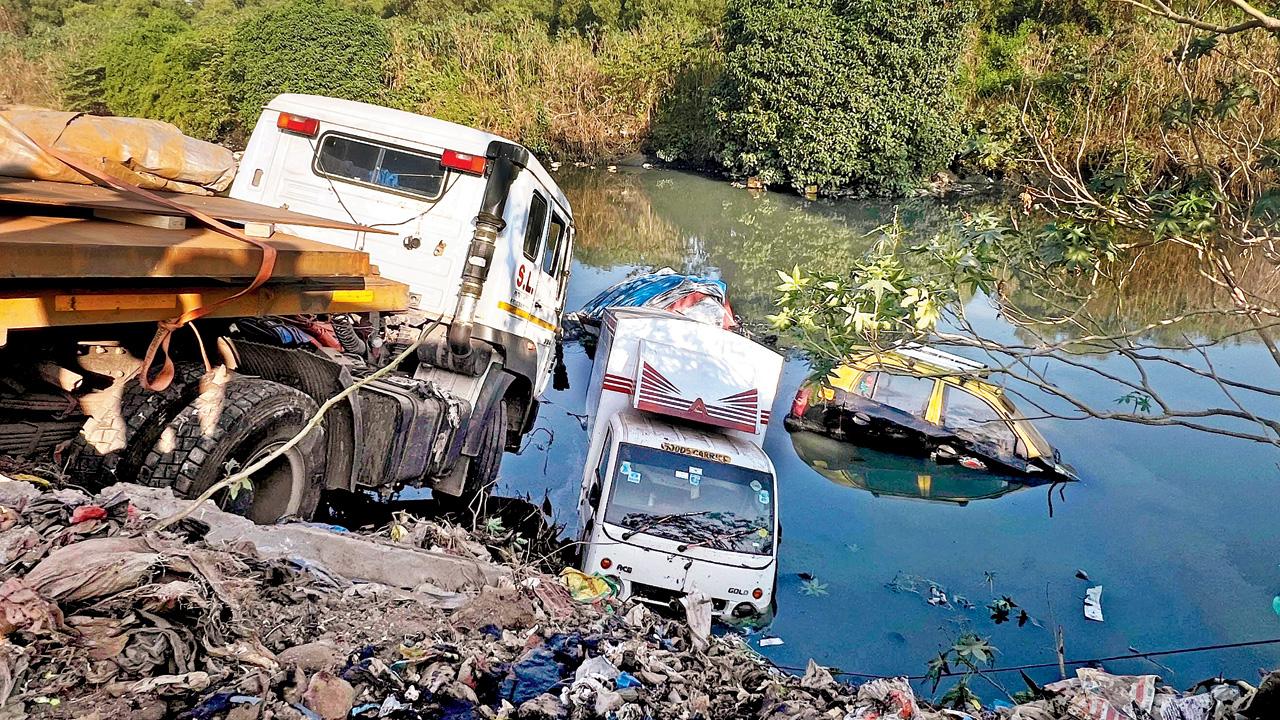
276,113,319,137
441,149,487,175
600,557,612,570
752,588,764,599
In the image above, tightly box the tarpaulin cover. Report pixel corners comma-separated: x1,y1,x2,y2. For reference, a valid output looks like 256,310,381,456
0,107,236,195
568,267,736,336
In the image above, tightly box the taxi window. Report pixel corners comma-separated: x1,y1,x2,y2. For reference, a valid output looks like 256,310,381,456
869,372,935,416
942,386,1019,455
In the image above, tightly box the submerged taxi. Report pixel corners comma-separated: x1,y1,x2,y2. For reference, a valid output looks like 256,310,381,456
784,345,1077,481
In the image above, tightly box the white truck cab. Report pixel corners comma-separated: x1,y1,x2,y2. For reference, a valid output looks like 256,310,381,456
231,94,573,400
577,307,784,618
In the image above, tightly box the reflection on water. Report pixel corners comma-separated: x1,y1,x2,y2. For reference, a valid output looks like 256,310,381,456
498,166,1280,697
789,430,1042,506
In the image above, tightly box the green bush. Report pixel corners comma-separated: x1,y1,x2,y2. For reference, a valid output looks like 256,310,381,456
713,0,976,195
223,0,392,127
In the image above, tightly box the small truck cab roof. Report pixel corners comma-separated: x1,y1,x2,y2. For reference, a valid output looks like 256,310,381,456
577,307,784,618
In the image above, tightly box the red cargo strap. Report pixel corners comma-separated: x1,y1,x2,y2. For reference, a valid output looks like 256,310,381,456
11,117,277,391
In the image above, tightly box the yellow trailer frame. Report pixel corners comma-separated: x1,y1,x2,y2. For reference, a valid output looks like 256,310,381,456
0,275,408,346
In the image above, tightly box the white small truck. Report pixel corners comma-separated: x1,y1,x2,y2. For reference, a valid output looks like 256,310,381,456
575,307,784,618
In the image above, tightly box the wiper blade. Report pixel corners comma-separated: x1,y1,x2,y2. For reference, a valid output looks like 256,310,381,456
677,525,767,553
620,510,711,540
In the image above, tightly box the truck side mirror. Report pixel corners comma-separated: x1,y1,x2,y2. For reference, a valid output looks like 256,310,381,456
588,482,601,507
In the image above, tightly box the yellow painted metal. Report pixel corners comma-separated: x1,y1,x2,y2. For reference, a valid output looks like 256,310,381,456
815,349,1053,460
1,276,408,333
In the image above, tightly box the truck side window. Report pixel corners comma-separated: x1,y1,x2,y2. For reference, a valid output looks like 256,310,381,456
523,192,548,261
869,372,935,416
542,212,566,275
942,386,1019,455
314,134,446,200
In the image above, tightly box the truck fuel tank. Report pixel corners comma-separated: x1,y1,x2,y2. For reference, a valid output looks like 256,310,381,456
356,375,465,487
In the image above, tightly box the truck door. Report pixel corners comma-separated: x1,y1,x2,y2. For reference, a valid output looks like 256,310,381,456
526,202,569,356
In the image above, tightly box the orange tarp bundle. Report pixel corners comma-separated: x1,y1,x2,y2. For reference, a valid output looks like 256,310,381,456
0,108,236,195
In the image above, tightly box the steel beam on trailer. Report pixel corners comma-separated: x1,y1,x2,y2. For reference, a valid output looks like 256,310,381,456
0,276,408,336
0,177,394,234
0,215,375,281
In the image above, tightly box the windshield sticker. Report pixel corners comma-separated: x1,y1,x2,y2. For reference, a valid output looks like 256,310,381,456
758,490,770,505
689,474,700,487
620,461,633,475
690,467,703,475
626,471,641,483
749,480,762,492
675,470,689,479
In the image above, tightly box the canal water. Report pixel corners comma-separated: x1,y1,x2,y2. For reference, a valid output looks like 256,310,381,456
495,166,1280,695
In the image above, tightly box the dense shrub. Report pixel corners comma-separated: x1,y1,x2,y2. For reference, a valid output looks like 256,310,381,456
223,0,392,127
714,0,976,195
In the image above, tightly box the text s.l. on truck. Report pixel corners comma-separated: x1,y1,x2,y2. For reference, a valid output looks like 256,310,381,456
575,307,784,619
0,95,573,520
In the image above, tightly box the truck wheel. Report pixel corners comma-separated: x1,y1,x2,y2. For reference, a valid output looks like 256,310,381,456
67,362,206,488
140,377,326,524
437,400,506,515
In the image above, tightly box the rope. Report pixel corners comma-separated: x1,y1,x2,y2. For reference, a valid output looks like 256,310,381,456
770,637,1280,680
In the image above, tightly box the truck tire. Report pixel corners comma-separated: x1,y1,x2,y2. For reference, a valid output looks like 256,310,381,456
436,399,506,514
67,362,206,488
140,376,326,524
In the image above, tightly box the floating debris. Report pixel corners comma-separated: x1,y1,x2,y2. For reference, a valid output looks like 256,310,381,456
1085,585,1105,622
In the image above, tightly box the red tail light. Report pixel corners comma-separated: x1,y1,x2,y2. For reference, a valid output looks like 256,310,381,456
791,386,813,418
600,557,612,570
752,587,764,600
276,113,319,137
442,149,487,175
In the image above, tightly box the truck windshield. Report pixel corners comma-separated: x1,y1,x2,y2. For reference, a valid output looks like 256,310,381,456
604,443,775,556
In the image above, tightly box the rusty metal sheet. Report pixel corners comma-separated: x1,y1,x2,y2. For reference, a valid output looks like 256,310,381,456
0,275,408,333
0,215,373,280
0,177,393,234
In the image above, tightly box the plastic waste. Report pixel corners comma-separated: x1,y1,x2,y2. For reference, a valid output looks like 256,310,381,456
681,591,713,652
574,654,619,682
559,568,618,602
1159,693,1213,720
1084,585,1104,622
501,648,565,705
1272,594,1280,617
69,505,106,524
616,672,642,689
1046,668,1157,720
759,637,784,647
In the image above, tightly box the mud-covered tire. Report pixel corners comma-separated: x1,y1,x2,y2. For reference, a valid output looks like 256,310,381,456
140,376,326,523
66,363,207,488
436,400,507,514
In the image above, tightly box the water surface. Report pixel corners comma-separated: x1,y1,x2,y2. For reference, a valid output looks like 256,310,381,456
496,167,1280,695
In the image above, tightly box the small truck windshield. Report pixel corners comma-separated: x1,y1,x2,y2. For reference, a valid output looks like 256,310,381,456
604,443,775,556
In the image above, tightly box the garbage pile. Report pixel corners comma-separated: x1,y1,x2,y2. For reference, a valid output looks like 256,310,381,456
0,475,1276,720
